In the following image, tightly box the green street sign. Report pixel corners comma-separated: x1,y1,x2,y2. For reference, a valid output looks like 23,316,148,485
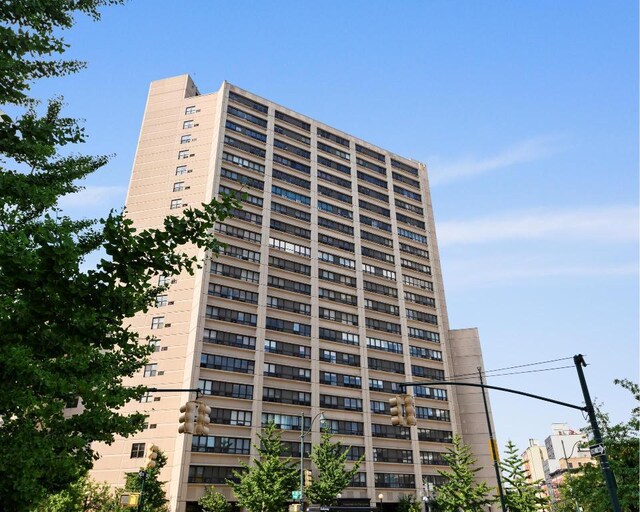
292,491,302,500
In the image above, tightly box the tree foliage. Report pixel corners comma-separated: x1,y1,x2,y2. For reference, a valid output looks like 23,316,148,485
499,440,549,512
398,494,423,512
118,450,169,512
0,1,240,509
229,423,299,512
305,430,364,505
31,476,114,512
199,486,232,512
434,434,496,512
554,379,639,512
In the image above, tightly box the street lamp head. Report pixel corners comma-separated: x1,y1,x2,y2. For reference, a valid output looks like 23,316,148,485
319,412,326,427
378,493,384,501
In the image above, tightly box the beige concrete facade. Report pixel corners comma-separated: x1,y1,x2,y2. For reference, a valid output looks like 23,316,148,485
89,74,497,511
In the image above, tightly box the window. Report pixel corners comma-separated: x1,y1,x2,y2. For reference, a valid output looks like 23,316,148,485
396,198,424,214
220,168,264,190
317,184,351,204
204,329,256,350
361,230,393,248
274,138,311,160
375,473,416,489
226,120,267,142
320,395,363,411
320,371,361,389
359,199,390,217
319,327,359,346
192,435,251,455
143,364,157,377
357,170,387,189
363,280,398,298
275,124,310,145
398,227,427,244
350,473,367,487
275,111,310,131
210,262,260,283
273,153,311,174
318,200,353,220
360,214,391,232
320,349,360,367
392,171,420,189
318,217,354,236
269,237,311,258
411,365,445,380
407,309,438,324
265,317,311,336
397,212,425,229
150,316,164,330
201,354,254,374
273,169,311,190
222,151,265,174
391,159,419,176
227,106,267,128
318,269,357,287
198,379,254,399
417,429,453,443
318,155,351,175
394,184,422,202
215,224,261,243
365,299,400,316
318,169,352,189
270,219,311,240
148,339,161,352
185,106,196,115
170,199,182,209
414,386,448,401
369,357,405,374
183,120,193,129
229,91,268,114
373,448,413,464
139,392,154,403
263,387,311,405
405,291,436,307
231,208,262,225
205,306,257,326
271,201,311,222
318,288,357,306
209,408,252,426
262,413,311,431
130,443,146,458
362,263,396,280
221,245,261,263
263,362,311,382
155,294,168,307
173,181,185,192
317,128,349,147
323,419,364,436
367,336,403,354
420,451,449,465
180,134,192,144
177,150,189,159
318,141,350,161
267,275,311,295
408,327,440,343
175,165,187,175
224,135,266,158
318,233,354,253
318,251,356,269
272,185,310,206
410,345,442,361
371,423,410,439
356,144,385,162
264,339,310,359
189,466,243,484
268,255,311,276
403,274,433,291
356,157,387,176
267,296,311,315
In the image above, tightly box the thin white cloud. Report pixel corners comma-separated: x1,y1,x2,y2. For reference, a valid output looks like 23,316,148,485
58,185,126,210
442,258,638,289
438,206,639,246
428,136,564,185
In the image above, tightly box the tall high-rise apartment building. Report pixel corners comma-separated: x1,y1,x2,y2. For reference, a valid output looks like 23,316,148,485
89,75,497,511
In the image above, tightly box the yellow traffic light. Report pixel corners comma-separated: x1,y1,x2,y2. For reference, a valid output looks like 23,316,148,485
404,395,417,426
195,401,212,435
389,396,403,426
304,469,312,487
146,444,160,469
178,401,197,434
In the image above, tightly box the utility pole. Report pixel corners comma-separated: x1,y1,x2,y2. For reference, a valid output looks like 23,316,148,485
573,354,621,512
478,368,506,512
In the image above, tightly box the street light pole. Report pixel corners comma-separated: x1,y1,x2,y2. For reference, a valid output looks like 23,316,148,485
300,411,326,510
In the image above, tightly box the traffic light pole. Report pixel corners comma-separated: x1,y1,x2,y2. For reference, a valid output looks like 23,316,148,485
573,354,621,512
137,470,147,512
399,355,622,512
478,368,506,512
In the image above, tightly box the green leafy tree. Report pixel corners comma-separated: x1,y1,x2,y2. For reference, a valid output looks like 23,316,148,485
32,476,114,512
499,440,549,511
0,2,239,510
305,430,364,505
398,494,423,512
554,379,639,512
117,450,169,512
199,486,232,512
434,434,496,512
229,422,299,512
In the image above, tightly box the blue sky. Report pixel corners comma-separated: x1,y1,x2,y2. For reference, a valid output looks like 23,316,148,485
39,1,638,453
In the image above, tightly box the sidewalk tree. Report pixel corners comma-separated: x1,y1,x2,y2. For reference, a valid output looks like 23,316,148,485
228,422,298,512
118,449,169,512
305,430,364,506
0,2,239,510
198,486,232,512
434,435,496,512
32,476,114,512
499,440,549,512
